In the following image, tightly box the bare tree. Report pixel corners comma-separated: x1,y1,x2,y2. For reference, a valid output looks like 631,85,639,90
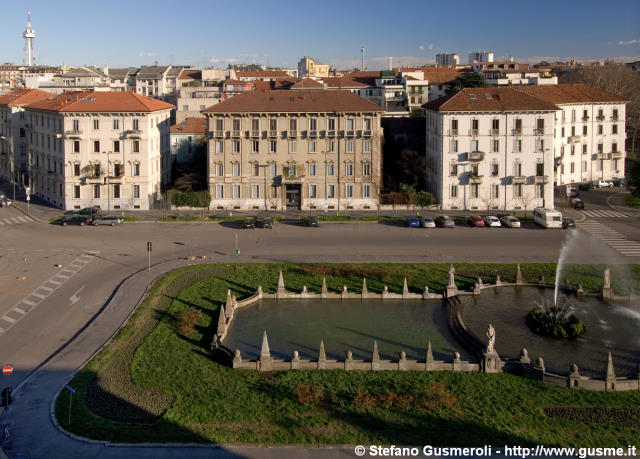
516,192,536,217
478,191,497,212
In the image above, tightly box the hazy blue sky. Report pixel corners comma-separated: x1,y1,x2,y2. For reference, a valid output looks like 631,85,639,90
2,0,639,68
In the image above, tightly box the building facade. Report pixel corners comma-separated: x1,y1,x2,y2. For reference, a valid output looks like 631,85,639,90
203,90,383,211
297,57,329,78
516,85,627,186
468,51,494,65
436,54,460,67
24,91,173,210
424,87,557,211
170,117,207,164
472,62,558,86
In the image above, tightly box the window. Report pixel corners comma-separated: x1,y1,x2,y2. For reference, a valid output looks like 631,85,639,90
251,119,259,131
250,163,258,176
113,140,120,153
449,163,458,176
514,118,522,132
252,140,259,153
492,119,499,132
345,163,353,176
582,125,587,136
232,119,240,131
536,139,544,152
471,140,479,152
233,185,240,198
327,163,335,176
583,161,587,172
363,140,371,153
232,163,240,176
536,184,544,198
451,119,458,133
132,184,140,199
73,119,79,131
346,184,353,198
364,118,371,131
309,140,316,153
288,164,296,176
269,118,277,131
328,184,335,198
583,145,588,155
536,118,544,131
491,163,499,176
470,183,479,198
74,185,80,198
289,140,296,153
133,163,140,176
216,140,223,153
73,140,80,153
612,124,618,134
251,185,259,198
216,163,223,176
93,119,99,130
113,119,119,130
270,163,277,176
216,185,224,198
328,140,335,153
598,143,603,153
514,139,522,153
309,184,317,198
114,184,120,199
514,162,522,176
363,184,371,198
73,163,80,176
346,118,354,131
612,142,618,152
363,163,371,176
450,185,457,198
514,184,522,197
613,159,619,171
289,119,297,131
598,125,603,135
472,119,479,132
92,141,100,153
269,140,277,153
347,140,353,153
216,119,224,131
561,127,565,137
570,162,575,173
232,140,240,153
309,118,317,131
571,145,575,156
309,163,316,176
94,184,100,198
328,118,336,131
491,184,499,199
133,140,140,153
613,109,619,119
492,139,499,152
114,163,122,177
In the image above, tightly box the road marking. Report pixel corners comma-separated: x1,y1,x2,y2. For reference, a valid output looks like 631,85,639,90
0,220,4,225
69,285,85,305
578,221,640,259
0,250,100,336
17,216,28,222
3,219,12,225
10,217,21,223
581,209,628,218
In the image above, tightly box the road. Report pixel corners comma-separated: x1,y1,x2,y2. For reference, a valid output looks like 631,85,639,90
0,187,638,459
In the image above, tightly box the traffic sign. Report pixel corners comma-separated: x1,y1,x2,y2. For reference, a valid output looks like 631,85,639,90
26,195,30,201
25,187,31,196
147,242,152,252
2,365,13,376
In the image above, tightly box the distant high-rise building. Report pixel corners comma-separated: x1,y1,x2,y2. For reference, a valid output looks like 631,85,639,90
468,51,493,64
23,10,36,67
298,56,329,78
436,54,460,67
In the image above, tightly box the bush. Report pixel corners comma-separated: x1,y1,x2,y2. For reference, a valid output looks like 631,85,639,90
525,307,585,339
169,189,211,208
177,306,203,335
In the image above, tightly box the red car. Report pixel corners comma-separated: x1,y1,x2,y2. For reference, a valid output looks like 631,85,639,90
467,215,485,227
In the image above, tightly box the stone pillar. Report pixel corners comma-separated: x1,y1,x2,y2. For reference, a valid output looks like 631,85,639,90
301,285,308,297
516,264,523,285
477,277,483,288
398,351,408,371
362,278,368,297
259,331,272,371
483,351,502,373
371,340,380,370
344,350,354,371
569,363,580,389
256,285,263,298
321,277,328,297
318,340,327,369
402,278,409,298
341,285,348,298
291,350,300,370
452,352,462,371
382,285,389,299
495,275,502,286
601,267,613,300
277,270,286,297
232,349,242,368
605,352,616,391
426,341,434,371
216,305,227,337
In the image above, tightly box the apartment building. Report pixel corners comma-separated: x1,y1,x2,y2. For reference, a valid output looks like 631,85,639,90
297,57,330,78
0,88,52,186
202,89,383,211
24,91,173,210
436,54,460,67
424,87,557,211
468,51,494,64
170,117,207,164
472,62,558,85
515,84,627,186
135,66,172,97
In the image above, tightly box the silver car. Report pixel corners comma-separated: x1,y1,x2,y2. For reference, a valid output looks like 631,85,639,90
92,216,122,226
499,216,521,228
483,216,502,227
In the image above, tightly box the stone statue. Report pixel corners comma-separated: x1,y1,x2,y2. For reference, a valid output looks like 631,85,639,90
486,324,496,354
448,264,456,287
603,267,611,289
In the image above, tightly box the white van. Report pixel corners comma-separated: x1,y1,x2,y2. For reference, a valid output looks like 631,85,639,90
533,207,563,229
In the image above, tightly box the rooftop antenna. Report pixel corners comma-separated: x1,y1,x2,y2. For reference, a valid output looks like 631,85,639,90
23,9,36,67
361,47,365,70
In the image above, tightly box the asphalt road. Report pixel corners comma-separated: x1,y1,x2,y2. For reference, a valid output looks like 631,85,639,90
0,187,638,459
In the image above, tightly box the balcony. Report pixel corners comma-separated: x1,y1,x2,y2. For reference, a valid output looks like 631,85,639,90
534,175,549,184
345,130,355,137
490,128,499,136
468,173,483,184
231,131,240,138
308,130,317,138
449,129,458,136
250,130,260,138
596,115,605,121
64,130,83,138
363,130,372,137
268,131,278,138
512,128,522,136
468,151,485,161
326,130,336,137
213,131,224,138
104,175,125,184
83,174,103,184
582,116,590,122
288,130,297,138
611,151,623,159
611,115,619,121
567,136,581,143
534,128,545,135
594,152,610,160
511,176,527,184
470,129,479,136
126,129,143,138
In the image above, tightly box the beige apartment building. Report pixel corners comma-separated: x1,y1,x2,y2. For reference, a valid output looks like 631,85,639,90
203,90,383,211
25,91,173,210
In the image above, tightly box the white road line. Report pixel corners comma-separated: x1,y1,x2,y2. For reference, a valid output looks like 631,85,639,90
30,292,46,299
3,219,12,225
68,264,84,269
48,279,63,285
10,217,21,223
2,316,16,324
39,286,55,292
22,299,37,307
17,216,28,222
13,307,25,315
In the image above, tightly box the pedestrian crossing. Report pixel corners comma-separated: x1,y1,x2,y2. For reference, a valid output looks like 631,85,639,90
0,215,34,225
578,221,640,257
579,209,628,219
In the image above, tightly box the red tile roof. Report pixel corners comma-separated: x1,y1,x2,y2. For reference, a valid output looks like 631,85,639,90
514,84,627,104
178,69,202,80
324,76,374,88
236,70,290,79
203,89,383,114
25,91,175,112
290,78,325,89
0,88,53,107
170,117,207,134
423,87,558,112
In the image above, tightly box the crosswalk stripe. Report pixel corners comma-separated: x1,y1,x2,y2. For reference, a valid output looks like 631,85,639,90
3,219,12,225
10,217,21,223
581,209,628,218
22,299,37,307
12,307,24,315
17,216,28,222
2,316,16,324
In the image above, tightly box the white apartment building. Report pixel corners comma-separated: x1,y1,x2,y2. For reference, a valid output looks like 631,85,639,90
473,62,558,86
436,54,460,67
516,85,627,186
424,87,557,211
0,88,52,186
202,89,383,211
468,51,494,65
135,66,172,98
24,91,173,210
176,69,222,122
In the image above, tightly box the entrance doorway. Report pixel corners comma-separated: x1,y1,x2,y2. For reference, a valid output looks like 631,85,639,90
285,184,301,209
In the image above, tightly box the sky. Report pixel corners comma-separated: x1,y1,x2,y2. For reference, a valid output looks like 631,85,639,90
1,0,639,69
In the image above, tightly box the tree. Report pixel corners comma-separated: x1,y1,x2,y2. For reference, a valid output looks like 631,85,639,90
478,192,497,211
400,184,436,210
516,192,536,217
628,158,640,195
447,73,488,94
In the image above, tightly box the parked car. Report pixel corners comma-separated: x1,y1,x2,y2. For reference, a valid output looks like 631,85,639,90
92,216,122,226
65,206,101,217
435,215,455,228
568,188,580,198
407,216,420,227
61,215,92,226
0,195,11,207
500,215,521,228
467,215,485,227
613,178,626,187
562,217,576,229
597,180,613,188
256,217,274,228
420,217,436,228
307,216,319,227
569,198,584,209
241,216,256,229
578,182,595,191
483,216,502,227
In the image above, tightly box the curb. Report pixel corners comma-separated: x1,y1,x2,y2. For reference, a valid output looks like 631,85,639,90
10,202,47,223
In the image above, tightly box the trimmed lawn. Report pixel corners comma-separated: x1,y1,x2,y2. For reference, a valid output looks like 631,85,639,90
625,195,640,209
55,263,640,446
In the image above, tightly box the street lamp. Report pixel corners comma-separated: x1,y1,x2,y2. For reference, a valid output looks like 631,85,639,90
106,150,112,216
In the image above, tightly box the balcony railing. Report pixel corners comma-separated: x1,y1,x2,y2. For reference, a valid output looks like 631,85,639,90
308,130,317,138
511,176,527,184
288,130,297,138
512,128,522,136
214,131,224,138
490,128,499,136
470,129,479,136
468,151,485,161
534,128,544,135
250,130,260,138
567,136,581,143
126,129,143,138
596,115,605,121
345,130,355,137
611,151,623,159
449,129,458,136
582,116,590,121
534,175,549,184
362,130,372,137
611,115,619,121
594,152,610,160
268,131,278,138
64,130,83,137
326,130,336,137
231,131,240,138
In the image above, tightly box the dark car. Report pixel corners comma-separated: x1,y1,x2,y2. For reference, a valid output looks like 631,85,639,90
407,216,420,227
578,182,595,191
569,198,584,209
562,217,576,229
467,215,485,227
61,215,92,226
435,215,455,228
307,216,319,227
613,178,626,187
241,217,256,229
64,206,101,217
256,217,274,228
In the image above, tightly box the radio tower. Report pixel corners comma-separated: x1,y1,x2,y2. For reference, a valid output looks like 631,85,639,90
23,9,36,67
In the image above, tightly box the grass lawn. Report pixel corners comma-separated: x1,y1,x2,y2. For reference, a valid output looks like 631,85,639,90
625,195,640,209
55,263,640,446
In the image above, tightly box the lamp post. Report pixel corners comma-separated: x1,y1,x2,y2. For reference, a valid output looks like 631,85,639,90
106,150,111,216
